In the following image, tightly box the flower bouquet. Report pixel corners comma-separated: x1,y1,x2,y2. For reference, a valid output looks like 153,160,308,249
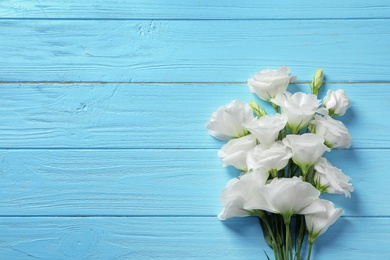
206,67,353,260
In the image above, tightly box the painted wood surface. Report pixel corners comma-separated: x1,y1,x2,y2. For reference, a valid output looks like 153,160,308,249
0,83,388,149
0,20,389,82
1,0,389,19
1,217,389,259
0,1,389,259
0,148,387,216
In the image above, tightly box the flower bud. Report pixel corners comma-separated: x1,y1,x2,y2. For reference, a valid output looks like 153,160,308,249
310,69,324,96
249,100,267,117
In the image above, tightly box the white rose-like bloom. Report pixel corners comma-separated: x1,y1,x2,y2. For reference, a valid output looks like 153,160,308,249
217,134,257,171
310,115,352,148
218,171,269,220
245,177,324,220
305,199,344,243
247,66,296,101
206,100,254,140
271,92,321,134
243,114,287,146
283,134,330,175
323,89,351,116
314,158,354,197
247,141,292,175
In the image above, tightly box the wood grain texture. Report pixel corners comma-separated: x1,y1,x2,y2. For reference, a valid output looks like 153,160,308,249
0,216,389,260
0,83,387,149
0,19,389,82
0,149,386,216
1,0,389,19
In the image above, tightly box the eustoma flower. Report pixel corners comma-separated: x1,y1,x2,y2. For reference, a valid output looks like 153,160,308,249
218,171,269,220
305,200,344,244
206,100,254,140
243,114,287,146
271,92,321,134
247,141,292,177
323,89,351,117
283,133,330,175
247,66,296,101
245,177,323,219
217,134,257,171
314,158,354,197
310,115,352,148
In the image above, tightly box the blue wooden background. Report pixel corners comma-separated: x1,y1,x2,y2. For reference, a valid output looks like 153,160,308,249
0,1,389,259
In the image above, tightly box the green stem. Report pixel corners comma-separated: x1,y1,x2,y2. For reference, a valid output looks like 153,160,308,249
328,110,335,117
307,242,313,260
269,169,278,178
272,103,279,113
302,170,308,182
296,216,305,258
285,222,290,260
287,160,292,178
306,166,315,185
283,215,292,260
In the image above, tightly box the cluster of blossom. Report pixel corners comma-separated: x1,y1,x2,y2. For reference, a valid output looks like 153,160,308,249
206,67,353,259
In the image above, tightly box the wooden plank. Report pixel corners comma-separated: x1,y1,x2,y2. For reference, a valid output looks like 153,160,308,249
0,20,389,82
0,216,388,259
1,0,389,19
0,83,387,149
0,149,387,216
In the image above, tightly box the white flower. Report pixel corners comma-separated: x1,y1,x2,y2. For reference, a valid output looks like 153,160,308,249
283,134,330,174
305,199,344,243
271,92,321,134
206,100,254,140
247,66,296,101
245,177,324,220
217,134,257,171
247,141,292,175
314,158,354,197
310,115,352,148
218,171,269,220
323,89,351,116
243,114,287,146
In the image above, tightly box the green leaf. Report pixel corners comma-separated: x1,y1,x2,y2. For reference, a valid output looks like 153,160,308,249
258,217,273,247
263,250,271,260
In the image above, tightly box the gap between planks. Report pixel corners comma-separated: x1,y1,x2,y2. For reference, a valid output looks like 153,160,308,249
0,215,388,218
1,81,390,85
1,17,390,21
0,147,387,151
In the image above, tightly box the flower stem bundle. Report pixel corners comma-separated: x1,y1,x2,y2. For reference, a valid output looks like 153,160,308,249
206,67,353,259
